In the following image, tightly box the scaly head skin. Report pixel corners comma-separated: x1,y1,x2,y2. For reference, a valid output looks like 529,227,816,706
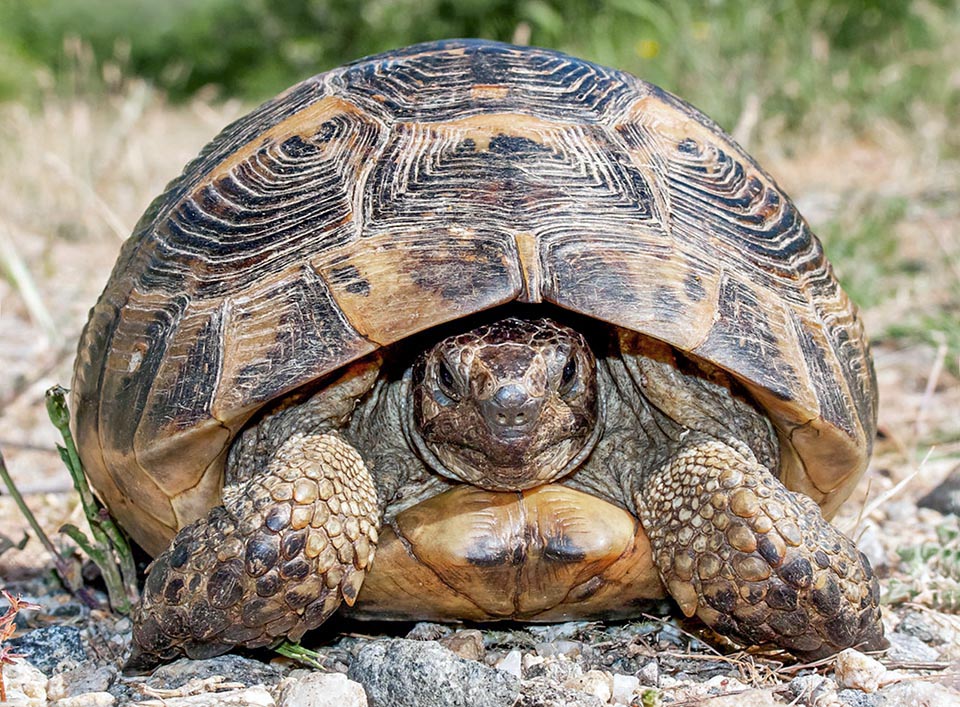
409,317,601,490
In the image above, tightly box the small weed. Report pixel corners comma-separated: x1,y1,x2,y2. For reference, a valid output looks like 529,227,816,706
0,590,41,702
0,388,138,614
886,519,960,612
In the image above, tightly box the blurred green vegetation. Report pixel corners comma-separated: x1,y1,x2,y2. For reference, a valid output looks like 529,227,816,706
1,0,957,137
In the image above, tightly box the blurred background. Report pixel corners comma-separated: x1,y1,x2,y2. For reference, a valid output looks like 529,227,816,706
0,1,958,570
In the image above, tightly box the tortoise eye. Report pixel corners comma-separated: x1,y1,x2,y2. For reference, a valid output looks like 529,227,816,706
560,356,577,394
436,360,460,400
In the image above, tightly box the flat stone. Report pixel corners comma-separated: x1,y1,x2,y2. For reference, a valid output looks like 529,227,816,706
130,685,275,706
1,659,47,705
8,625,86,675
875,680,960,706
46,665,117,700
885,631,941,663
611,673,640,705
51,692,117,707
917,464,960,515
144,655,284,691
277,671,366,707
348,639,519,707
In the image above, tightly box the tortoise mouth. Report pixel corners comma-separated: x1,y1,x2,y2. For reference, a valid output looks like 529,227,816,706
409,401,604,491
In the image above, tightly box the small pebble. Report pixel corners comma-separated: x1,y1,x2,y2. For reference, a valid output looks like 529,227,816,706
8,625,86,674
535,640,583,658
521,653,544,672
439,629,485,661
564,669,612,703
837,688,877,707
637,660,660,687
496,649,523,679
611,673,640,704
277,672,366,707
2,660,47,705
834,649,887,693
52,692,117,707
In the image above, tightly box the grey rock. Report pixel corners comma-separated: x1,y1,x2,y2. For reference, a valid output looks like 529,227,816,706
518,678,605,707
406,622,453,641
875,680,960,706
856,522,889,572
523,657,583,683
918,464,960,515
145,654,284,690
896,611,940,644
348,638,520,707
277,671,367,707
885,631,941,662
838,688,878,707
8,625,86,674
47,664,118,700
637,660,659,687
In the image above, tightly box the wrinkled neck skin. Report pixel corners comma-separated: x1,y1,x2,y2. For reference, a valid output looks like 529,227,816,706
345,327,778,521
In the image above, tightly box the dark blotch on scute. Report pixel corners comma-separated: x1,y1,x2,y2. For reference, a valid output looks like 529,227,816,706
741,583,766,605
814,550,831,569
543,535,587,563
766,609,809,637
241,598,285,628
757,536,783,566
465,540,523,568
163,577,186,605
780,558,813,589
280,558,310,581
255,570,282,598
145,556,171,597
245,532,280,577
824,609,858,646
207,561,245,609
703,582,737,612
169,542,191,569
189,602,231,640
811,577,842,615
765,583,798,611
264,505,291,533
280,530,307,560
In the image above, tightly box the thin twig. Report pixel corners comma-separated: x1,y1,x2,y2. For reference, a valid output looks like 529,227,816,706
0,224,60,344
841,448,933,535
0,445,97,608
914,335,947,439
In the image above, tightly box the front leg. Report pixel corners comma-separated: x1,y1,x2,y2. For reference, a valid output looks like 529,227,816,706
636,433,884,660
127,431,380,670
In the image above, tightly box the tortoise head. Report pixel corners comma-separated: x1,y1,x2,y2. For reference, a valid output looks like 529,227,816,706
409,317,601,490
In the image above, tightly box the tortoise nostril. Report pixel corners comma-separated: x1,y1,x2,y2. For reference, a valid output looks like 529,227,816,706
484,384,540,432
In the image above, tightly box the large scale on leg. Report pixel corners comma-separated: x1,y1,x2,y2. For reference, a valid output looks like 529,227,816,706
70,40,884,668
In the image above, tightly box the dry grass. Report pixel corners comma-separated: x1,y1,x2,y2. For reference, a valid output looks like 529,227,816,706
0,78,243,563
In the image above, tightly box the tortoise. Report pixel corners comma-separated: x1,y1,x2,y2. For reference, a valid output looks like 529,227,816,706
71,39,885,668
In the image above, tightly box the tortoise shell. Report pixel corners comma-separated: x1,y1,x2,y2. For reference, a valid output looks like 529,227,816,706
71,39,876,558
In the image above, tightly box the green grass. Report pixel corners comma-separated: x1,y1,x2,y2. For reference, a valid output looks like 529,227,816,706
0,0,957,146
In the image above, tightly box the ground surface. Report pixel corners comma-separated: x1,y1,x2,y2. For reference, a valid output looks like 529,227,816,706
1,83,959,705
